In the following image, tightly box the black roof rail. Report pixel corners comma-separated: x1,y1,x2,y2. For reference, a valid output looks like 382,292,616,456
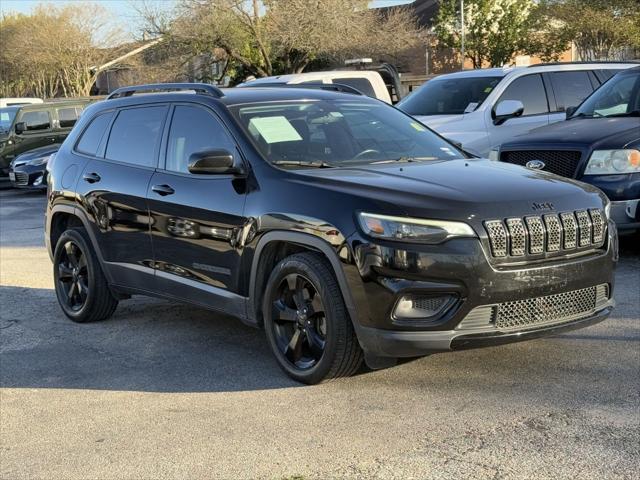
528,60,640,68
245,82,365,96
107,83,225,100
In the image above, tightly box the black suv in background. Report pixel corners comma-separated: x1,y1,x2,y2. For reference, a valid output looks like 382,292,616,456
0,100,88,176
497,67,640,234
46,84,617,384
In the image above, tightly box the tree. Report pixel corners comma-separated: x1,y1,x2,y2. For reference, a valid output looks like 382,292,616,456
542,0,640,60
0,4,123,97
139,0,423,80
434,0,567,68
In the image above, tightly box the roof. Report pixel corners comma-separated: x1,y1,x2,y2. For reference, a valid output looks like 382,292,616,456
429,67,514,80
239,70,383,86
96,86,378,109
15,100,91,111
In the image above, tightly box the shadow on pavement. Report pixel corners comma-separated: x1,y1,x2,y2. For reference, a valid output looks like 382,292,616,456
0,285,302,393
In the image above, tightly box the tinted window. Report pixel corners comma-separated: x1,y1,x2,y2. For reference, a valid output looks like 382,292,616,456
76,112,114,156
397,76,502,115
497,74,548,116
166,105,237,173
574,72,640,118
0,107,19,132
57,107,83,128
334,78,377,98
550,71,594,111
21,110,51,131
105,106,166,167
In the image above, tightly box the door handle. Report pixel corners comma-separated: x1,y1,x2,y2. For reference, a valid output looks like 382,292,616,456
83,172,101,183
152,184,175,196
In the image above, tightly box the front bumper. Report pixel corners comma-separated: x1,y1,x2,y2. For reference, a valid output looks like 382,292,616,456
358,306,612,357
345,226,617,358
8,164,47,190
609,199,639,233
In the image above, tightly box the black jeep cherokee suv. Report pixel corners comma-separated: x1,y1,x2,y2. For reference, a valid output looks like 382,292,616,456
45,83,617,384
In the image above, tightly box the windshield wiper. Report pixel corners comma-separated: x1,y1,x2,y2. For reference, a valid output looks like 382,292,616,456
373,156,438,164
271,159,334,168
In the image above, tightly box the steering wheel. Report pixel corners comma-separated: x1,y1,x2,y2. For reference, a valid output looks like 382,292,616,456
353,149,381,160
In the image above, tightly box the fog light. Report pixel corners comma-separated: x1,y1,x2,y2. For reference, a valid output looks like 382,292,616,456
33,174,43,186
393,294,456,320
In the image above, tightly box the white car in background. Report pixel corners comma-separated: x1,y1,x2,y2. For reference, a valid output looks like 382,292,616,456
0,98,43,108
237,70,393,103
397,62,639,157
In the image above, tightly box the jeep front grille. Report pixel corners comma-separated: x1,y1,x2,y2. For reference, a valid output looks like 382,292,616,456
457,284,610,331
484,209,606,259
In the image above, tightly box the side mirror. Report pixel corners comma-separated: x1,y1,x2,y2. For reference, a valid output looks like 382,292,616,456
187,149,244,175
14,122,26,134
565,106,577,119
493,100,524,125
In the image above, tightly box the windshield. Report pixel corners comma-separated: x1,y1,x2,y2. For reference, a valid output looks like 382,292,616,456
0,107,19,132
397,76,503,116
573,71,640,118
230,100,465,167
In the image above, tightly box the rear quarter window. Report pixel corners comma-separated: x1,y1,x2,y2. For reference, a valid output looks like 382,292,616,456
76,111,114,156
332,78,377,98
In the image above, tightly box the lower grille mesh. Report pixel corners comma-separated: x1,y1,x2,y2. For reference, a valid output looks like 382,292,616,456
495,285,604,330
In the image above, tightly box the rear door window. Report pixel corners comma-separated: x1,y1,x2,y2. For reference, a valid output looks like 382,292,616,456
57,107,83,128
497,74,549,116
20,110,51,131
105,106,167,168
549,71,594,111
76,111,114,156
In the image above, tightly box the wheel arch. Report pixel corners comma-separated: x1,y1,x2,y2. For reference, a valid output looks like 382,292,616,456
247,231,359,332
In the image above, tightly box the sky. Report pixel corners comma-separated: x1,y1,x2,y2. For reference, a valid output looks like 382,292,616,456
0,0,415,39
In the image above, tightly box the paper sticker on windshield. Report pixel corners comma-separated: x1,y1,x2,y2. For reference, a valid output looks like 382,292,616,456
249,116,302,144
410,121,427,131
464,102,479,113
484,87,493,93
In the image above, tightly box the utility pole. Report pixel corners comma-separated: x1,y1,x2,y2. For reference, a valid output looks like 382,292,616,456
460,0,465,69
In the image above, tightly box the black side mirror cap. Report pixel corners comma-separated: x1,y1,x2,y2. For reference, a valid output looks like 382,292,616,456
14,122,26,134
565,106,577,119
187,149,244,175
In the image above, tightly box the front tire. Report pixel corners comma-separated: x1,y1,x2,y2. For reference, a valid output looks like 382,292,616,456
53,228,118,323
263,252,363,384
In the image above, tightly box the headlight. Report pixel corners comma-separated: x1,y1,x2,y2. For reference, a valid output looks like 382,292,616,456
584,149,640,175
357,212,476,244
27,153,53,166
488,148,499,161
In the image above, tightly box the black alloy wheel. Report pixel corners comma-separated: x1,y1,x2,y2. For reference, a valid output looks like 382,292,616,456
53,228,118,323
56,240,89,312
263,252,363,384
272,273,327,369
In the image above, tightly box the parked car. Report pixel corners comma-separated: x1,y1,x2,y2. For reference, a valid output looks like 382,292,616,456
0,100,88,176
237,69,394,103
495,66,640,234
0,98,43,107
397,62,638,157
8,144,58,190
46,83,616,384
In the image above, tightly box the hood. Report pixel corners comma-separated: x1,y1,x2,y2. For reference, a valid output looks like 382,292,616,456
11,144,59,167
414,114,465,130
291,159,606,226
508,117,640,149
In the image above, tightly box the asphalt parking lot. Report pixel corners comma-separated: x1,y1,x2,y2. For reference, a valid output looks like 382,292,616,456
1,188,638,480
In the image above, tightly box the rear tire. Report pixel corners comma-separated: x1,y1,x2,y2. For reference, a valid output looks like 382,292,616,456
263,252,363,384
53,228,118,323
